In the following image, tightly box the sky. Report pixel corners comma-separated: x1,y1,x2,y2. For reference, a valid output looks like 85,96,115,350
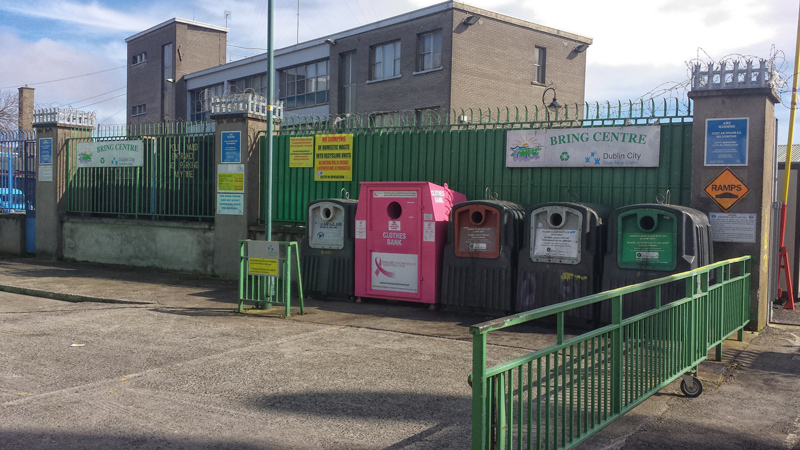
0,0,797,143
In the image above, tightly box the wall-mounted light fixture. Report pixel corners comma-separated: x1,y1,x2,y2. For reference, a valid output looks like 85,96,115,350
542,87,561,110
325,38,336,45
573,44,589,53
463,15,479,26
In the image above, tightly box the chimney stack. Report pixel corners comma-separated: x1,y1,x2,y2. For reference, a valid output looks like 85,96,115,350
18,86,34,130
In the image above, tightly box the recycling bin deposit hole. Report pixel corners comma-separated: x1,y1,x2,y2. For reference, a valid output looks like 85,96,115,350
471,210,485,226
321,207,334,221
548,212,564,227
639,215,656,232
387,201,402,219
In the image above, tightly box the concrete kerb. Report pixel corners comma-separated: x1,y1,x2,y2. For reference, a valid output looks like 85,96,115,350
0,284,153,305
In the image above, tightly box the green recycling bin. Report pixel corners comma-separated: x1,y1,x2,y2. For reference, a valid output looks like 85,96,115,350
602,204,713,319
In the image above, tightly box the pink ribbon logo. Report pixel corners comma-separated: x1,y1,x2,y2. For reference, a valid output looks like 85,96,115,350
374,258,394,278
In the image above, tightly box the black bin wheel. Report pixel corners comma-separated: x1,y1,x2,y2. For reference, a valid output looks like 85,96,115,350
680,377,703,398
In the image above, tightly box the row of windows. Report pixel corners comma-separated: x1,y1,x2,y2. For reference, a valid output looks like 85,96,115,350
369,30,442,81
278,60,329,110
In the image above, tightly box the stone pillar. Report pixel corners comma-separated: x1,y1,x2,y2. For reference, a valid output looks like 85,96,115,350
688,87,780,331
211,113,266,278
18,87,34,130
33,122,93,259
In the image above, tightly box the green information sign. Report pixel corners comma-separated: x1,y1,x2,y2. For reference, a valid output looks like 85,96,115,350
620,232,675,269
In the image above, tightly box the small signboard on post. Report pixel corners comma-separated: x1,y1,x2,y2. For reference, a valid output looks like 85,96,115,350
221,131,241,163
248,241,280,277
705,118,748,166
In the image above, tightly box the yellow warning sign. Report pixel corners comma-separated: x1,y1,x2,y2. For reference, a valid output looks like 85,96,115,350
704,168,749,212
248,258,279,277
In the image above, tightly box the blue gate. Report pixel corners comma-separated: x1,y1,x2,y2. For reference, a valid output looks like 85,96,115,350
0,129,37,253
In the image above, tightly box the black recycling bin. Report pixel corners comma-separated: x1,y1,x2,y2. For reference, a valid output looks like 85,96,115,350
440,200,525,313
300,198,359,299
516,203,609,324
602,204,713,319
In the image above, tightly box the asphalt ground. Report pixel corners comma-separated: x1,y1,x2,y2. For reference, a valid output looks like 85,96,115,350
2,257,800,449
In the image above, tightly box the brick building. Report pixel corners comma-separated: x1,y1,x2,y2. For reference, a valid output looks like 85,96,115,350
127,2,591,124
125,18,228,124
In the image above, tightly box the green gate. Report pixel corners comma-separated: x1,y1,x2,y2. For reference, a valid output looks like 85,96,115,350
469,256,750,450
262,100,692,225
65,122,215,220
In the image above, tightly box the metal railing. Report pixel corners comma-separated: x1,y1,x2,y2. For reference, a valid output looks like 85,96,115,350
0,129,36,213
33,107,96,127
238,240,304,317
276,99,691,135
206,91,284,121
469,256,751,450
691,59,777,91
65,122,215,220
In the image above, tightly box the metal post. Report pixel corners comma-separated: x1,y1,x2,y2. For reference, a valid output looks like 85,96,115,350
471,332,488,450
265,0,274,242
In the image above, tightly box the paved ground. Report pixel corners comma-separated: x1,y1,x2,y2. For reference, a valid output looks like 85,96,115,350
1,257,800,449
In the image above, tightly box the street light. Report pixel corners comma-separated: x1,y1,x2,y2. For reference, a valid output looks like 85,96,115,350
542,87,561,110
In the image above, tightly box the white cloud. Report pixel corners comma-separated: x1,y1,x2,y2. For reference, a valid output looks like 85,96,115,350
0,1,155,32
0,31,126,123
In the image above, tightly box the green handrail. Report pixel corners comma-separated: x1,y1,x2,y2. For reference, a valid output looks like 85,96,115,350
470,256,750,450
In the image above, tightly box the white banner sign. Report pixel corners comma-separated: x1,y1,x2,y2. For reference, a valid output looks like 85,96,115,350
77,140,144,168
506,126,661,168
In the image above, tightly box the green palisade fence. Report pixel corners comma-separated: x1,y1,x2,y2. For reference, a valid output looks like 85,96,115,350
469,256,750,450
264,102,692,225
65,122,215,220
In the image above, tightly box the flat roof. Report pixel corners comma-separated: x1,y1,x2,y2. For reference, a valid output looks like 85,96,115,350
126,18,228,43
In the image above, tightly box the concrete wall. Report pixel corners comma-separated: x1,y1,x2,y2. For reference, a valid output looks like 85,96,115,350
0,213,26,256
62,217,214,274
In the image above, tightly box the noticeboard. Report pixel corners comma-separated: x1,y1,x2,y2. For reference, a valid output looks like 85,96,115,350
705,118,748,166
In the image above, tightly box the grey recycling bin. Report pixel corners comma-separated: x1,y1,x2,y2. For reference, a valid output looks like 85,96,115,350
300,198,359,299
602,204,713,319
440,200,525,313
516,203,609,324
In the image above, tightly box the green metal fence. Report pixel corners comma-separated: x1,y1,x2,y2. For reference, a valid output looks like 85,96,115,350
264,100,692,225
65,122,215,220
469,256,750,450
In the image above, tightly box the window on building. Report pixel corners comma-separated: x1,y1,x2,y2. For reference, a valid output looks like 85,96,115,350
415,107,441,126
371,41,401,81
533,46,546,84
340,52,356,115
163,43,174,86
188,84,223,122
132,52,147,65
132,104,147,116
279,60,329,110
370,111,403,128
245,74,267,97
417,31,441,72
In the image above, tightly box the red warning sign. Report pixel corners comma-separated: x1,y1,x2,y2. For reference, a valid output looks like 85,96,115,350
704,168,749,212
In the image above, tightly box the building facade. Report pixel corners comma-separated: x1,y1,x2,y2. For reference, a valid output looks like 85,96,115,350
126,18,228,124
129,2,592,125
